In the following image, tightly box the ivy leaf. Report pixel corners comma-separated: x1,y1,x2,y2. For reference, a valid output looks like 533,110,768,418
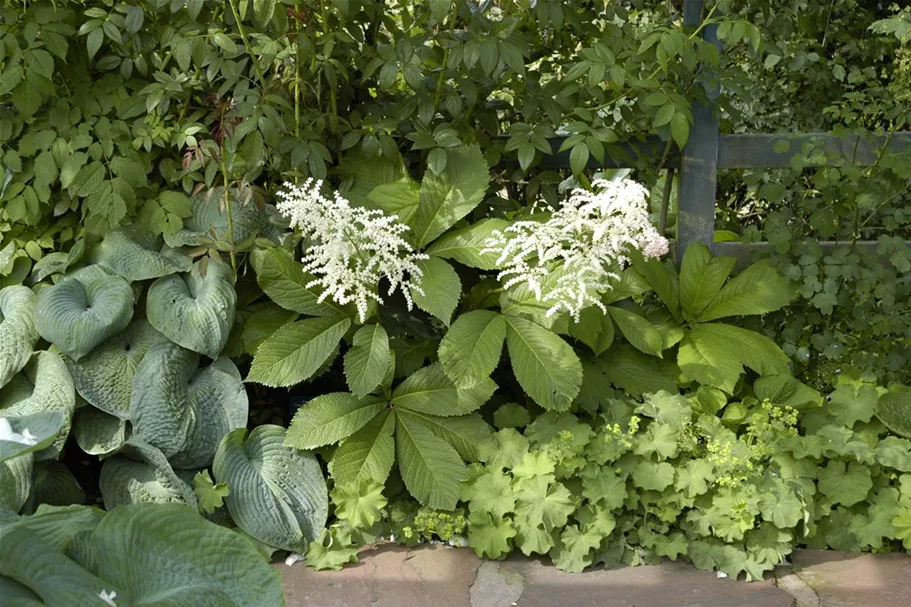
438,310,506,389
193,470,229,514
344,324,390,398
504,315,582,411
467,511,516,559
818,460,873,506
330,478,387,529
410,257,460,325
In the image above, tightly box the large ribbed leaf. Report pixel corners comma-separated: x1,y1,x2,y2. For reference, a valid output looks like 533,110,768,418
877,391,911,438
147,260,237,358
73,407,128,455
92,227,192,281
131,342,248,467
0,286,38,389
395,411,466,509
164,187,283,249
66,320,168,420
214,425,327,552
0,410,64,463
0,575,45,606
439,310,506,388
409,257,461,325
425,218,509,270
328,410,395,484
0,453,32,512
99,439,197,509
35,268,133,362
5,504,102,550
247,315,351,387
0,351,75,460
23,461,86,512
504,315,582,411
285,393,385,449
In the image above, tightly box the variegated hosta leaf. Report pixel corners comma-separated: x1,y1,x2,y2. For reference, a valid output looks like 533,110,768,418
147,260,237,359
163,187,283,249
0,351,75,461
213,425,328,552
0,286,38,389
35,267,134,362
23,461,86,512
66,320,168,420
73,407,129,456
0,411,64,463
0,452,32,512
131,342,248,468
99,439,197,510
91,227,193,282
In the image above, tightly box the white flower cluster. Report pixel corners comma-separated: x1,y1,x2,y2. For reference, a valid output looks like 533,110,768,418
483,178,669,320
276,180,427,322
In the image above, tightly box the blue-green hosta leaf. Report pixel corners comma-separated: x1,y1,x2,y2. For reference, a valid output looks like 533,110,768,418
328,410,395,484
285,393,386,450
35,268,134,362
131,342,248,468
425,218,509,270
344,324,391,398
411,143,490,247
0,286,38,389
66,320,168,420
214,425,328,552
147,260,237,359
392,362,496,416
5,504,102,552
163,187,283,249
0,411,64,463
439,310,506,389
504,315,582,411
250,247,342,317
0,351,75,460
91,227,192,281
0,577,44,607
877,390,911,438
73,407,129,456
0,453,32,512
395,411,466,509
695,260,794,322
23,462,86,512
409,257,461,325
247,315,350,387
99,439,197,509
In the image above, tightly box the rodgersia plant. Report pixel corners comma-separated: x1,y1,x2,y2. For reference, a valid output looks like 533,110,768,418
483,179,669,319
277,179,428,322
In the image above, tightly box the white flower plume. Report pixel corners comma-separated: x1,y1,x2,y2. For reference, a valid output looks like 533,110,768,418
483,178,669,320
276,179,428,322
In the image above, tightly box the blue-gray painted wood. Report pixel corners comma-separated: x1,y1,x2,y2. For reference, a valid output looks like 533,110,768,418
718,132,911,168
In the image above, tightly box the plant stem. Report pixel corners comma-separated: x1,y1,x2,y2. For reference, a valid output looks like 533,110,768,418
219,108,238,275
226,0,267,86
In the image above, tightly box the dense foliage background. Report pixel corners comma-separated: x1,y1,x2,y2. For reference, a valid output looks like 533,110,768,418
1,0,910,603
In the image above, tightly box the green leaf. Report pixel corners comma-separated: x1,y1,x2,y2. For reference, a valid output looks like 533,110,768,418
607,306,664,356
72,407,128,456
344,324,391,398
25,461,85,512
505,315,582,411
35,267,134,362
66,320,168,420
328,409,395,484
569,305,614,356
753,375,823,409
410,257,461,325
285,393,385,449
395,411,466,509
0,453,32,512
430,0,451,22
679,243,736,321
818,460,872,506
194,470,230,514
130,343,248,468
250,248,341,316
411,144,490,247
467,511,516,559
632,460,675,491
246,315,350,387
593,344,679,397
696,261,793,322
632,255,679,318
461,469,515,517
330,478,387,529
147,259,236,359
99,439,197,509
392,363,495,416
398,409,491,460
92,228,191,282
365,177,421,224
877,391,911,438
439,310,506,389
214,426,328,552
670,112,690,148
828,381,880,427
425,218,509,270
253,0,276,25
569,142,589,174
0,286,38,389
0,411,64,463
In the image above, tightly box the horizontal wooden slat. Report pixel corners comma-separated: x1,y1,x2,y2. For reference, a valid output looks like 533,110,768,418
718,132,911,169
710,240,911,269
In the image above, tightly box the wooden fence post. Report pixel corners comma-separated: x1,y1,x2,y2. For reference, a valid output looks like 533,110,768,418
676,0,722,265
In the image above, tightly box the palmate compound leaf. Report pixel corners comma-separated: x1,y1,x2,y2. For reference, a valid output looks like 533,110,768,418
130,342,248,468
35,266,134,362
65,319,168,420
344,323,391,398
147,259,237,359
409,257,461,325
0,350,75,461
285,393,386,450
695,259,794,322
395,411,466,510
99,438,197,510
247,315,351,387
91,226,192,282
214,425,328,552
328,409,396,484
249,247,343,317
678,243,736,321
439,310,506,389
0,286,38,389
391,362,497,416
425,218,510,270
504,315,582,411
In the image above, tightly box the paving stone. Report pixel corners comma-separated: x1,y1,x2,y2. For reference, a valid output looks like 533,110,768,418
790,550,911,607
774,566,820,607
469,562,525,607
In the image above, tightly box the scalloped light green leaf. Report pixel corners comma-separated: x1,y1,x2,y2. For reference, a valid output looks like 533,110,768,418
0,453,32,512
66,319,168,420
0,351,75,461
131,342,248,468
99,439,197,510
92,227,193,281
504,315,582,411
73,407,128,455
214,425,328,552
0,286,38,389
147,259,237,359
35,268,134,362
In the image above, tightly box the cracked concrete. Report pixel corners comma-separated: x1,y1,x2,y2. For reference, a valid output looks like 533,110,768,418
278,546,911,607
